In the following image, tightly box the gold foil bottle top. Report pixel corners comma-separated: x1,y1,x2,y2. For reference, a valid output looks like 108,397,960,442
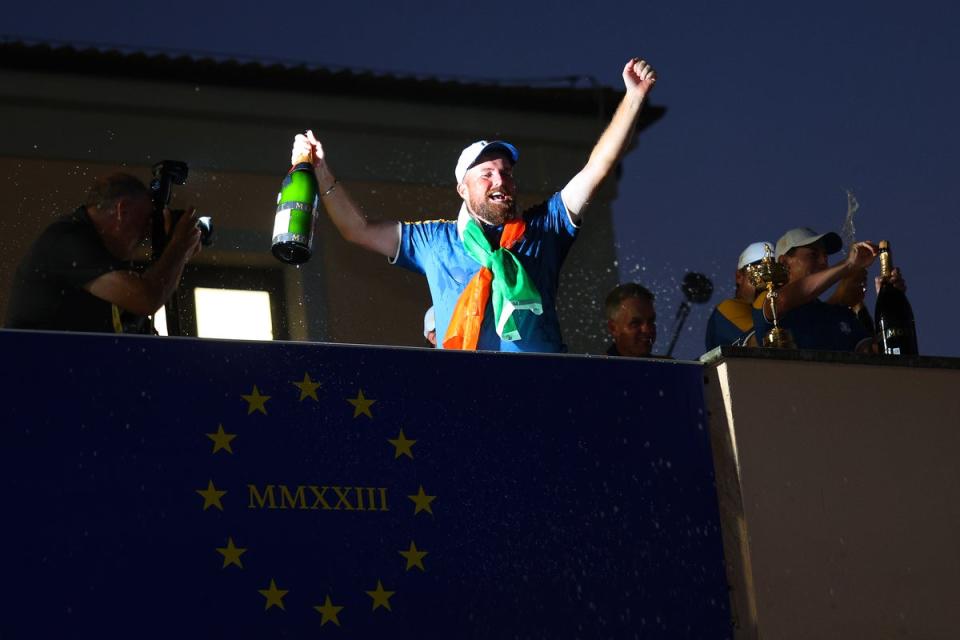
878,239,892,279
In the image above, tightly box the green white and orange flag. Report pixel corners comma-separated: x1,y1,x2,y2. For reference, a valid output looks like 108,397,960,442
443,218,542,350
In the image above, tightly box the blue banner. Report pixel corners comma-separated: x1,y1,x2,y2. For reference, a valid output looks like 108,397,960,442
0,330,730,638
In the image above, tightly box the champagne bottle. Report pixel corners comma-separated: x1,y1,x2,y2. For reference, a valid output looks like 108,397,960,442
271,152,318,264
873,240,918,355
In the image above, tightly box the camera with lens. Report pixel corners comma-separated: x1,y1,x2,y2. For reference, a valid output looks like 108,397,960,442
169,208,214,246
150,159,214,249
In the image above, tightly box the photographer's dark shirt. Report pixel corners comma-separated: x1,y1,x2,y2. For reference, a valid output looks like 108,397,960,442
5,208,151,334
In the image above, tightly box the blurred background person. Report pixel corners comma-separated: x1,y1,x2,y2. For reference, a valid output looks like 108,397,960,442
604,283,657,357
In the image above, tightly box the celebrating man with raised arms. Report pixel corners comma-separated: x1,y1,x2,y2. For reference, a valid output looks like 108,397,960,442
292,57,657,352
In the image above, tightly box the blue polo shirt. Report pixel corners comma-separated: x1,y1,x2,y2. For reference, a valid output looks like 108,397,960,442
393,192,577,352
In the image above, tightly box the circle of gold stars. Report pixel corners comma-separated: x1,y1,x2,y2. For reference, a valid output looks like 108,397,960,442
194,374,437,628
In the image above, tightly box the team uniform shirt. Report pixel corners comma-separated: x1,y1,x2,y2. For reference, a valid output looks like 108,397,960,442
751,291,869,352
392,192,577,353
5,207,151,334
705,298,754,351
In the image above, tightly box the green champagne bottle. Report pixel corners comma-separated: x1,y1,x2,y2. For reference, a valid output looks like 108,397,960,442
272,155,318,264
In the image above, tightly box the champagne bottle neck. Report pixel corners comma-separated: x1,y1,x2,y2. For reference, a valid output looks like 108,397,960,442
878,240,893,279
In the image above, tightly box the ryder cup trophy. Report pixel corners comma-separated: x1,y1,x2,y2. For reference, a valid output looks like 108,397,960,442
746,247,796,349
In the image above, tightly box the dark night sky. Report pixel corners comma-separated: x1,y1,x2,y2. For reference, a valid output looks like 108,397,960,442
5,0,958,359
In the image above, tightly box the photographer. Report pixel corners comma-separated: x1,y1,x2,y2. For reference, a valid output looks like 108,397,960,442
5,173,202,334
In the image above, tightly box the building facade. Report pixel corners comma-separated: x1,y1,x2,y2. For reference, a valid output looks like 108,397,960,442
0,42,663,352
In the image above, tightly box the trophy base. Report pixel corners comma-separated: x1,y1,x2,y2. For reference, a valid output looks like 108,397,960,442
764,327,796,349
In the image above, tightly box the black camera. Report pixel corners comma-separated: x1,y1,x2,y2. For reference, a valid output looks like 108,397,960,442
169,208,214,246
150,160,214,249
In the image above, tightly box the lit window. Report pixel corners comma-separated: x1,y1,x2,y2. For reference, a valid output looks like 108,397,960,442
153,307,168,336
194,288,274,340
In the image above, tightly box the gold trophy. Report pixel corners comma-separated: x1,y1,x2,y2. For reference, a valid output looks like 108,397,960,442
746,247,796,348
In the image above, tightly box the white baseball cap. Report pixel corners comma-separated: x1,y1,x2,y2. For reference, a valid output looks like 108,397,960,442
737,242,774,269
454,140,519,184
775,227,842,259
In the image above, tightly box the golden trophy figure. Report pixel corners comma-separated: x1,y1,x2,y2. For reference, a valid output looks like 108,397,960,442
746,247,796,349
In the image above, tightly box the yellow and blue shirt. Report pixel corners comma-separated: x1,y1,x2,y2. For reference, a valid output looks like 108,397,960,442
705,298,755,351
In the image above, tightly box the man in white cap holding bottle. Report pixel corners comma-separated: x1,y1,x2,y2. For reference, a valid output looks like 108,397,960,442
291,57,657,353
704,241,773,351
752,227,904,352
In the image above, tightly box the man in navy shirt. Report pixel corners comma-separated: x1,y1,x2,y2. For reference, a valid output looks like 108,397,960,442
753,227,905,352
291,57,658,352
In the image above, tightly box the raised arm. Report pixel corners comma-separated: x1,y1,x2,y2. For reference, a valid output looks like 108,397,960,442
293,131,400,259
763,241,878,320
560,58,657,221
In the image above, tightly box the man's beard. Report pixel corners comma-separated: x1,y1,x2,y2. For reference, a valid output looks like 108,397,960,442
468,192,517,226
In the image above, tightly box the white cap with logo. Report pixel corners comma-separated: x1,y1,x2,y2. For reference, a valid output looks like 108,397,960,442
454,140,519,184
774,227,842,259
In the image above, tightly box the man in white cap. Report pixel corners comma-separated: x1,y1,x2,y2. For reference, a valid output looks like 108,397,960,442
291,57,657,352
704,241,772,351
752,227,903,352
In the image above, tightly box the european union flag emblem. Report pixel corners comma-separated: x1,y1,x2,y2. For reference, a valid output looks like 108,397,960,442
1,330,730,637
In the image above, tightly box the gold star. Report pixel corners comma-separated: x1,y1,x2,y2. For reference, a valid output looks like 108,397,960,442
387,428,416,459
216,537,247,569
206,424,236,454
365,580,395,611
241,385,270,415
313,595,344,626
196,479,227,511
258,579,288,610
407,485,436,515
399,541,428,572
292,373,321,402
347,389,376,419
